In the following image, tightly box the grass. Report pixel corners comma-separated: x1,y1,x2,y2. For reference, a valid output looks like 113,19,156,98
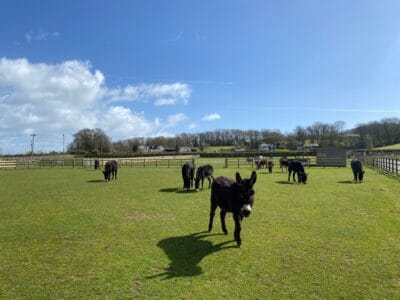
1,160,400,298
374,143,400,150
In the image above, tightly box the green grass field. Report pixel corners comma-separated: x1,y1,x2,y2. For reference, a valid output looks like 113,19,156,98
1,159,400,298
374,143,400,150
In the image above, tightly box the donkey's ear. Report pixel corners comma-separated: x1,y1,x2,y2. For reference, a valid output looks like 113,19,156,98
236,172,243,184
250,171,257,185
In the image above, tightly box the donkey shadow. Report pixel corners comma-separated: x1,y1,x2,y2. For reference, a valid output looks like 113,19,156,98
159,188,197,194
86,179,105,183
147,231,235,280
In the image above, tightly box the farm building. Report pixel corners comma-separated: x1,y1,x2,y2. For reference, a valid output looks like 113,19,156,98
316,146,346,167
258,143,276,151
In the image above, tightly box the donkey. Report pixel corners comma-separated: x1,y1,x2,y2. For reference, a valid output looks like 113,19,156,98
267,160,274,173
103,160,118,182
351,159,365,183
208,171,257,247
195,164,214,191
256,159,267,170
182,161,195,191
288,160,307,184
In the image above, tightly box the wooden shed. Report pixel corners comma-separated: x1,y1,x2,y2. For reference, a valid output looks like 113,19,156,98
316,146,346,167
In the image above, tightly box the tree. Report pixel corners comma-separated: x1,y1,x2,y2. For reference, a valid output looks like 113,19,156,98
68,128,112,155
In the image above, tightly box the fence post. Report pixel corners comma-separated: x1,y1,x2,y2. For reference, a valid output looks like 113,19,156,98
225,158,228,168
237,158,240,169
168,159,170,168
156,159,158,168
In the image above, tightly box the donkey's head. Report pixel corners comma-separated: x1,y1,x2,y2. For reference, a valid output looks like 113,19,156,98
358,170,365,182
103,169,110,182
236,171,257,217
299,172,308,184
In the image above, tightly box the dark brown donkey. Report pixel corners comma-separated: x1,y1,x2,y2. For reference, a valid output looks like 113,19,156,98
208,171,257,247
195,164,214,191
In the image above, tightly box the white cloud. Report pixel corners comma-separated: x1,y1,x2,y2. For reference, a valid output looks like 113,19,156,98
0,57,192,153
25,30,59,42
164,113,187,128
107,82,191,106
202,113,221,121
101,106,157,139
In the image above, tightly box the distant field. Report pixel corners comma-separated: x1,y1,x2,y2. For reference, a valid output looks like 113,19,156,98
202,146,234,152
374,143,400,150
1,161,400,298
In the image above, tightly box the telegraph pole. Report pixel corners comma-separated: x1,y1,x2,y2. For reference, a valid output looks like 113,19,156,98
30,133,37,155
63,133,65,153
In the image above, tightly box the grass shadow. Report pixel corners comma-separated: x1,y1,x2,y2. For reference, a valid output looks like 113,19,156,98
257,171,272,175
275,181,293,185
147,231,235,280
86,179,105,183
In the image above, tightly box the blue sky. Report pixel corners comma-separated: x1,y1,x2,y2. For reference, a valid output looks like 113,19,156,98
1,0,400,153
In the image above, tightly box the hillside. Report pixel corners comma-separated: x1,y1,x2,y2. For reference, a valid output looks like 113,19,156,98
374,143,400,150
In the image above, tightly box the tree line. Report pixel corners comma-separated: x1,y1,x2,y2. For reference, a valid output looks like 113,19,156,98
67,118,400,155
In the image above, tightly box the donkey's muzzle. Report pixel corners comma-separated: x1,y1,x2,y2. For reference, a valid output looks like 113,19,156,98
243,210,251,217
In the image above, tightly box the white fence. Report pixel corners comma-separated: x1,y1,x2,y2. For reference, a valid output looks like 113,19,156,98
364,156,400,177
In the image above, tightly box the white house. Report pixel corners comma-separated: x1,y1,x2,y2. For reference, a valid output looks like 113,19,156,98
258,143,276,151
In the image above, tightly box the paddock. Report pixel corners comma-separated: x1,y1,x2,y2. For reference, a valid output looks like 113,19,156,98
1,159,399,298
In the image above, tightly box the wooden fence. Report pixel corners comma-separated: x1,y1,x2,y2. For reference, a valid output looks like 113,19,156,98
0,157,198,170
224,157,314,169
364,156,400,177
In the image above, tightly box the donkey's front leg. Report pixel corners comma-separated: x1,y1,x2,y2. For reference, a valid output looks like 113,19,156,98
208,201,217,232
220,210,228,235
233,214,242,247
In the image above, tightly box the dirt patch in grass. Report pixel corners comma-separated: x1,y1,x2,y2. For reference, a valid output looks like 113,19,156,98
126,213,151,222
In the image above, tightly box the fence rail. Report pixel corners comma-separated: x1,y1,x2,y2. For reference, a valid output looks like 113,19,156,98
0,157,198,170
364,156,400,177
224,156,315,169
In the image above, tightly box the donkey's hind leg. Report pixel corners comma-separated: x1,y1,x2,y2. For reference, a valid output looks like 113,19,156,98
220,210,228,235
207,176,212,189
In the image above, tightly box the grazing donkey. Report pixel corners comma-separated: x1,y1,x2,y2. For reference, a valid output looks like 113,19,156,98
208,171,257,247
182,160,195,191
351,159,365,183
195,164,214,191
288,160,307,184
256,159,267,170
267,160,274,173
103,160,118,182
